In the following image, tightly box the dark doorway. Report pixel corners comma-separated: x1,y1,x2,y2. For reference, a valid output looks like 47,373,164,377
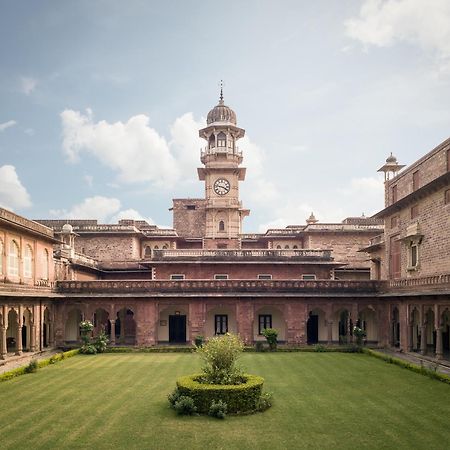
22,325,27,350
307,315,318,344
169,315,186,343
443,325,449,351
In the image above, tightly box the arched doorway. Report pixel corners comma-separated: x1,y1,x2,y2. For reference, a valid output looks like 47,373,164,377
93,308,109,336
65,309,82,342
22,308,33,351
392,307,400,347
7,309,19,354
116,308,136,345
307,308,326,344
333,309,351,344
424,308,435,354
43,307,51,348
442,309,450,355
410,308,420,351
358,308,378,344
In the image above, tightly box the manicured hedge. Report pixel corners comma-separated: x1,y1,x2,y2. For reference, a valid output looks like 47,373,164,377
177,373,264,414
363,349,450,385
105,346,195,353
0,349,79,383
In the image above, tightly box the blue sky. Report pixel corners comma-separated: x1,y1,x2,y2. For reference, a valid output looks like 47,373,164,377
1,0,450,231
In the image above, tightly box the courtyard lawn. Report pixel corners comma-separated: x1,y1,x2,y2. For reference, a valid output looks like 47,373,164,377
0,353,449,450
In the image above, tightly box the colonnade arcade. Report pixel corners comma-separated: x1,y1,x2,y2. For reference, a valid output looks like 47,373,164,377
0,303,53,359
56,299,382,347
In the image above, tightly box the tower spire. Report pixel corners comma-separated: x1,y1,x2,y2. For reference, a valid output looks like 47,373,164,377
219,80,224,104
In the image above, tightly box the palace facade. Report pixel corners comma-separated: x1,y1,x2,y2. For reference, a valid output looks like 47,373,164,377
1,94,449,360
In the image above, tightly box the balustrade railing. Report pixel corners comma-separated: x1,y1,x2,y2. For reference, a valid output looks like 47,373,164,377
389,273,450,290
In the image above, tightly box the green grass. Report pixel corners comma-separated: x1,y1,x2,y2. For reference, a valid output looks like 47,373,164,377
0,353,449,450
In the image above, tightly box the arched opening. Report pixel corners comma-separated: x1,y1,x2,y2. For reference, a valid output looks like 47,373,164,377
293,245,298,249
254,306,286,343
144,246,151,258
218,220,225,232
93,308,109,336
276,245,281,249
162,244,168,249
23,245,33,279
392,307,400,347
284,245,290,249
333,309,351,344
65,309,82,342
208,134,215,149
205,306,236,338
7,309,19,353
22,308,33,351
425,308,435,354
8,240,19,278
217,132,226,148
358,308,378,344
116,308,136,345
43,307,51,347
442,309,450,355
307,308,326,344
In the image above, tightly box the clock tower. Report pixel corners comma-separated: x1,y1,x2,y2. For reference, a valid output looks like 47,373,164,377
197,88,250,249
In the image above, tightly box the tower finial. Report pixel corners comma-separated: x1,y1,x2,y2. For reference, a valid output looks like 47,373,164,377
219,80,224,104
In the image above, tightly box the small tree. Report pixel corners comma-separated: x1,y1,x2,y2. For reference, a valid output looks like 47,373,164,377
262,328,278,351
79,320,97,354
197,333,244,385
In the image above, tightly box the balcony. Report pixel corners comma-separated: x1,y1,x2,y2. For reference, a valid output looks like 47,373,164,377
149,249,333,261
388,273,450,293
56,279,381,296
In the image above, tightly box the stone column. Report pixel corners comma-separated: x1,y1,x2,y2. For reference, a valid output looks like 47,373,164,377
0,327,7,359
435,327,443,360
407,323,413,352
420,325,427,355
16,325,23,356
327,321,333,345
48,322,55,347
236,301,254,345
109,320,116,346
30,323,37,352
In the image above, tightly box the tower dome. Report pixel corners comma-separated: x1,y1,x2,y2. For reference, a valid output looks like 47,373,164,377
206,85,237,125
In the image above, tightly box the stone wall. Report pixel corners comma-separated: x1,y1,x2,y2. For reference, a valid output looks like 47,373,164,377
172,199,206,238
74,235,141,262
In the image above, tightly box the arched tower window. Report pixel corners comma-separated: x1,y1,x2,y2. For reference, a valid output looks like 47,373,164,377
228,136,234,149
24,244,33,278
285,245,290,249
8,240,19,277
218,220,225,232
208,134,215,149
217,132,226,147
43,249,49,280
144,246,151,258
162,244,168,249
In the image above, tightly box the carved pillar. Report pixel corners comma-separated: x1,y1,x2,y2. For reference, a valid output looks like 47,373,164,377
30,323,37,352
16,325,23,356
420,325,427,355
327,321,333,345
109,320,116,346
435,327,443,360
48,322,55,347
407,323,413,352
119,310,125,344
0,327,7,359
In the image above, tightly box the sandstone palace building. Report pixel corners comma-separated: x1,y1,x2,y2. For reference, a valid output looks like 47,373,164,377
1,94,449,360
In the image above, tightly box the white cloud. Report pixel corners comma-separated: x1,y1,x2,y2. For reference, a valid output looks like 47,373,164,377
24,128,35,136
345,0,450,59
83,174,94,188
61,109,179,188
50,196,121,222
110,208,154,224
0,165,32,210
0,120,17,132
20,76,38,95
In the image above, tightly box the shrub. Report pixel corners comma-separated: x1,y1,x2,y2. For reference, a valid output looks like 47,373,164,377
256,391,273,412
174,396,197,415
177,373,264,414
197,333,244,385
314,344,326,352
24,359,38,374
194,335,204,348
94,331,109,353
209,400,227,419
353,326,366,346
168,388,182,408
261,328,278,351
80,344,97,354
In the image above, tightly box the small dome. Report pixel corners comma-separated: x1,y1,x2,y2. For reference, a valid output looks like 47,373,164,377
62,223,73,233
207,101,237,125
386,153,398,164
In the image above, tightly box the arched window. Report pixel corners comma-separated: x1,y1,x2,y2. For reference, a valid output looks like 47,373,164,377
218,220,225,232
24,244,33,278
208,134,215,149
43,249,49,280
217,132,226,147
228,136,234,149
0,239,3,274
285,245,290,249
162,245,168,249
276,245,281,249
144,246,151,258
154,245,159,250
8,240,19,277
293,245,298,249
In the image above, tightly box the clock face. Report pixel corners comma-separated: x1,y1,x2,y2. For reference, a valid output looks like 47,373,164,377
214,178,230,195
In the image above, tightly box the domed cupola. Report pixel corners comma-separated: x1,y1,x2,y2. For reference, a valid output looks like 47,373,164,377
207,94,237,125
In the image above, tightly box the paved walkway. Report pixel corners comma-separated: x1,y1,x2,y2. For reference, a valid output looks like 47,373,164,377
0,349,61,375
376,348,450,376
